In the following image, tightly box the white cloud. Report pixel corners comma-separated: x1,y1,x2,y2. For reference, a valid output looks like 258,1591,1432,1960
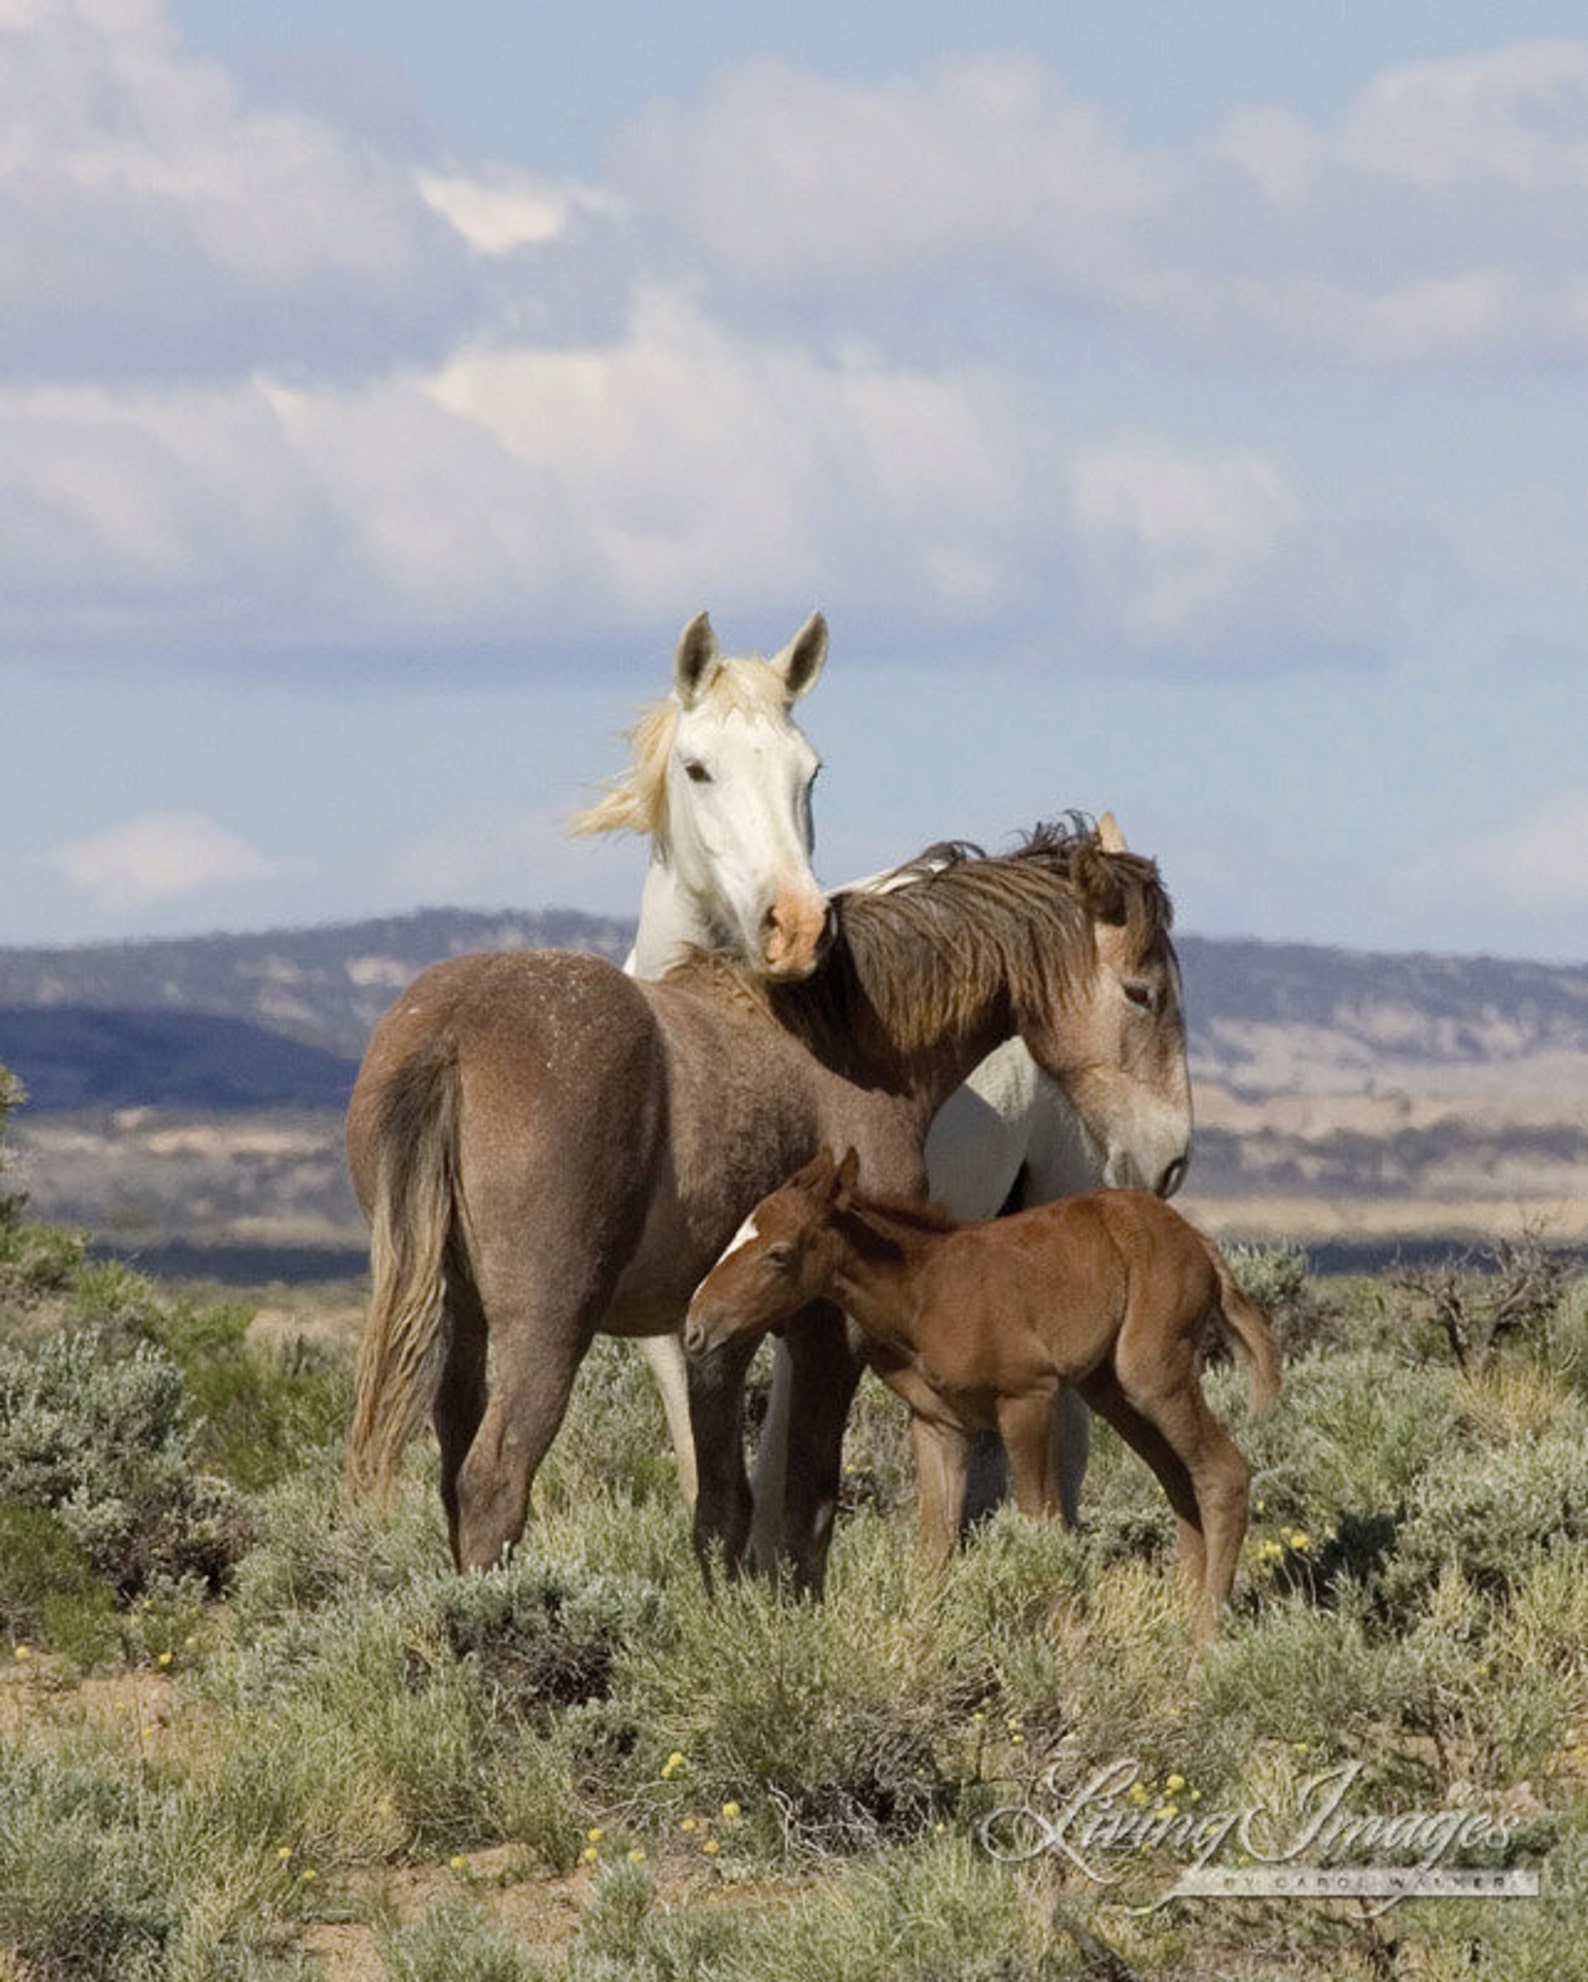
1068,440,1302,651
0,287,1367,671
0,7,1435,676
376,804,644,916
617,42,1588,369
53,813,277,910
417,167,617,255
1406,793,1588,914
0,0,482,385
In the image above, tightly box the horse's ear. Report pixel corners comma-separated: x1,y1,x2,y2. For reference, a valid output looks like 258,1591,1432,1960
834,1147,861,1199
771,611,828,703
1097,811,1128,853
674,611,721,709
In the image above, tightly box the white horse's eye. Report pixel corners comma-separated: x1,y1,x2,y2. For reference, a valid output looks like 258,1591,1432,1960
683,760,713,785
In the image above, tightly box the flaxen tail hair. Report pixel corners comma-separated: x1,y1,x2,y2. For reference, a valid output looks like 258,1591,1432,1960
1207,1246,1283,1415
345,1037,461,1501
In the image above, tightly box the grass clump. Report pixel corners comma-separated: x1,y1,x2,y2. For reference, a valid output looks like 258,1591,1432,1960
0,1324,253,1619
1,1086,1586,1982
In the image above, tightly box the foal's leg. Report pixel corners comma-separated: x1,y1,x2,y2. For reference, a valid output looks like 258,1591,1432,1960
1113,1310,1255,1638
909,1416,972,1563
996,1388,1063,1521
1078,1367,1210,1618
1081,1363,1250,1643
1051,1388,1092,1529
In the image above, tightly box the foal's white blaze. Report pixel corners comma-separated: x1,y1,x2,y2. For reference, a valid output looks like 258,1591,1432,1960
720,1213,761,1262
690,1214,761,1308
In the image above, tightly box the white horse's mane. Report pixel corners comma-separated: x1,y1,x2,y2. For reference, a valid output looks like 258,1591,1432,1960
568,656,795,839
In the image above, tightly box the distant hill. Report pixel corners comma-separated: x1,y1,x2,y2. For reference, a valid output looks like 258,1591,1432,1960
0,1008,358,1113
0,908,632,1081
2,913,1587,1109
3,911,1585,1269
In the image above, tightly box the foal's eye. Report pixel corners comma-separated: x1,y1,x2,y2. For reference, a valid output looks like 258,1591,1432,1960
765,1241,796,1271
683,760,713,785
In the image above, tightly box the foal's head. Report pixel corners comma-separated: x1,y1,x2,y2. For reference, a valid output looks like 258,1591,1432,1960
684,1148,857,1357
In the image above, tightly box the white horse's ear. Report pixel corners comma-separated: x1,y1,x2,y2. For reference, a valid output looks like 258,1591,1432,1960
1097,811,1128,853
771,611,828,702
674,611,721,708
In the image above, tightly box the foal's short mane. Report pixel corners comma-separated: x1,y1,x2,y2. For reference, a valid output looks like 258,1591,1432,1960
567,658,796,840
782,817,1173,1062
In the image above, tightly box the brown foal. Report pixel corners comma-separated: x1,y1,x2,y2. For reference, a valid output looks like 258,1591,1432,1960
685,1149,1280,1641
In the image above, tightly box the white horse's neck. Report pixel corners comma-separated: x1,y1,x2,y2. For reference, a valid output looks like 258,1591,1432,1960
625,854,718,978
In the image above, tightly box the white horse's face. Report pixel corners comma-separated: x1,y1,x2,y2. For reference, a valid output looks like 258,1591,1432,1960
667,612,831,981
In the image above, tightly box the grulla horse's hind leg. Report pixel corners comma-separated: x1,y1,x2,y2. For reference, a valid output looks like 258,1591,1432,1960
449,1249,616,1571
433,1265,488,1568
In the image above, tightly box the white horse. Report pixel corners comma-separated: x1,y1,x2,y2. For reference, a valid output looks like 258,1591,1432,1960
575,624,1191,1534
570,608,831,1503
571,609,830,984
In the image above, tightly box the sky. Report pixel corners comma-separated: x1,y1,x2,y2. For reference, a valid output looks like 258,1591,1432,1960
3,0,1588,962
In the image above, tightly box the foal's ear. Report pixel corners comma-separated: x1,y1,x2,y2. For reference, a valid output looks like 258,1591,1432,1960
771,610,828,703
1097,810,1129,853
674,611,722,708
834,1146,861,1199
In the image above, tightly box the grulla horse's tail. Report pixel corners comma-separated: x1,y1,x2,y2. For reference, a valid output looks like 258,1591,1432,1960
1208,1246,1283,1416
344,1037,461,1501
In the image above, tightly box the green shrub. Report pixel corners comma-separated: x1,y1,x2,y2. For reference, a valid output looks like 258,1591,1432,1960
0,1061,24,1230
1241,1347,1466,1530
1227,1238,1311,1313
438,1555,672,1717
381,1902,550,1982
1377,1429,1588,1619
0,1501,120,1665
0,1749,180,1980
0,1215,89,1297
0,1324,253,1607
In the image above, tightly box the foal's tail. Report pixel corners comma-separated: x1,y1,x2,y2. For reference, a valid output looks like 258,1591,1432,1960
1209,1248,1283,1416
345,1037,461,1501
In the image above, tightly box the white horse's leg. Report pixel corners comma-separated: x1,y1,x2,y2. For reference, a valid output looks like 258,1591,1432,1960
639,1332,699,1511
